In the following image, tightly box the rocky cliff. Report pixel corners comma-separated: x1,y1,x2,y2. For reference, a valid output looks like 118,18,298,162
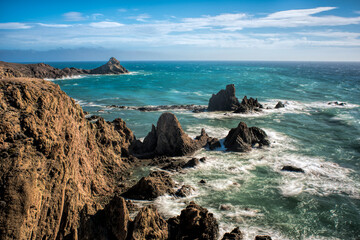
0,57,128,79
0,77,134,239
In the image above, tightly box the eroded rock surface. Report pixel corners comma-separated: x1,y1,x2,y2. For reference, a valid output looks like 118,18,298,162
0,78,134,240
224,122,270,152
208,84,240,111
222,227,243,240
0,57,128,79
234,96,263,113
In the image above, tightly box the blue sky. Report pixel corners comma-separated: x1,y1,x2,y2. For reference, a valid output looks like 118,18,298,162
1,0,360,61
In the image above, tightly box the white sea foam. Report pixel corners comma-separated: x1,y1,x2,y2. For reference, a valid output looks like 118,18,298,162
74,99,104,108
45,75,87,81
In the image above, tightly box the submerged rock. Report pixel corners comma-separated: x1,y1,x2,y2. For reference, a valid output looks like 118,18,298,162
224,122,270,152
281,165,305,173
168,201,219,240
275,101,285,109
222,227,244,240
208,84,240,111
131,112,212,157
121,171,176,200
175,185,195,197
255,235,272,240
207,137,221,150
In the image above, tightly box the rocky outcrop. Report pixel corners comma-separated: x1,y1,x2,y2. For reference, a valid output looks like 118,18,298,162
175,185,194,197
90,57,128,75
281,166,305,173
255,235,272,240
129,205,168,240
233,96,263,113
131,112,212,157
168,201,219,240
121,171,176,200
224,122,270,152
275,101,285,109
222,227,243,240
0,57,128,79
0,78,135,240
208,84,240,111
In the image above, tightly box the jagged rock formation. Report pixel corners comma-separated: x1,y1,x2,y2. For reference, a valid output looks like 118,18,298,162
175,185,194,197
121,171,176,200
234,96,263,113
222,227,243,240
131,112,213,157
90,57,128,75
275,101,285,109
208,84,240,111
0,57,128,79
224,122,270,152
168,201,219,240
0,78,135,240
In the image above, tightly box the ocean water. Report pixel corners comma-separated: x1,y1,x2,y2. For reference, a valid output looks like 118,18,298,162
49,61,360,240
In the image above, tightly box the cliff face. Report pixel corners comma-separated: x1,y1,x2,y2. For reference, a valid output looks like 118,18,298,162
0,78,134,240
0,57,128,79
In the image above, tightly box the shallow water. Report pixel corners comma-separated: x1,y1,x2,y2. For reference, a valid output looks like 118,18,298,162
50,61,360,240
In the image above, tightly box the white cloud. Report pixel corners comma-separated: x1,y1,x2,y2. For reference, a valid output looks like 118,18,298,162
296,31,360,39
128,14,151,22
0,22,31,29
38,23,72,28
89,21,124,28
63,12,86,21
118,8,127,13
92,13,104,20
267,7,337,19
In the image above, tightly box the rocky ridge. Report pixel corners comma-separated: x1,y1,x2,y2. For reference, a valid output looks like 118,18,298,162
0,57,128,79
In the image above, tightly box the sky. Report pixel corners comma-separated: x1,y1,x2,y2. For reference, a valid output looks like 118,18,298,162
1,0,360,62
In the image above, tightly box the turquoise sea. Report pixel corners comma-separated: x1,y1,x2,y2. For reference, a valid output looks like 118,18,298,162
49,61,360,240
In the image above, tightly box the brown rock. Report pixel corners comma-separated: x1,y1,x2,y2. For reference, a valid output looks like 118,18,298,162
0,78,134,240
224,122,270,152
168,201,219,240
121,171,176,200
233,96,263,113
129,205,168,240
0,57,128,79
175,185,194,197
208,84,240,111
131,112,211,157
255,235,272,240
222,227,243,240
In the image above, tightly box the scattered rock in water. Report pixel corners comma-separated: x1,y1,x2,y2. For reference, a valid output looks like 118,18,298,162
131,112,212,157
281,165,305,173
224,122,270,152
207,137,221,150
328,101,346,106
208,84,240,111
121,171,176,200
90,57,129,74
275,101,285,108
86,115,102,121
175,185,194,197
220,204,233,211
107,104,207,112
161,157,202,171
234,96,263,113
168,201,219,240
199,157,207,162
129,205,168,240
221,227,244,240
255,235,272,240
200,179,207,184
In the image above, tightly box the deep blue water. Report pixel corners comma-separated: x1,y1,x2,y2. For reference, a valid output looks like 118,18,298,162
49,61,360,240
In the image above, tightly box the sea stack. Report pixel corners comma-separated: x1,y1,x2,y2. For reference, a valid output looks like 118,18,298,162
208,84,241,111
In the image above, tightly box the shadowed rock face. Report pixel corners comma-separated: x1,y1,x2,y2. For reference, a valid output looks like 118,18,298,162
208,84,240,111
234,96,263,113
221,227,243,240
224,122,270,152
0,57,128,79
0,78,134,240
168,201,219,240
131,112,212,157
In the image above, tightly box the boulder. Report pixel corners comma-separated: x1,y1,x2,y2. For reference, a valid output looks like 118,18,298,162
129,205,168,240
207,138,221,150
275,101,285,108
168,201,219,240
175,185,194,197
121,171,176,200
208,84,240,111
222,227,243,240
131,113,211,157
281,166,305,173
224,122,270,152
233,96,263,113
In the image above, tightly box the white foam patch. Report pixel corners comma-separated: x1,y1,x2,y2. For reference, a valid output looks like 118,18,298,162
74,99,104,107
45,75,87,81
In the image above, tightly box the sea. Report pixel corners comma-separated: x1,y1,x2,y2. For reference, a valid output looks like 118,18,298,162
47,61,360,240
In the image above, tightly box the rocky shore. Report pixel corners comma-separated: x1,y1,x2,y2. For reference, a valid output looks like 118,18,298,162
0,76,274,239
0,57,128,79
